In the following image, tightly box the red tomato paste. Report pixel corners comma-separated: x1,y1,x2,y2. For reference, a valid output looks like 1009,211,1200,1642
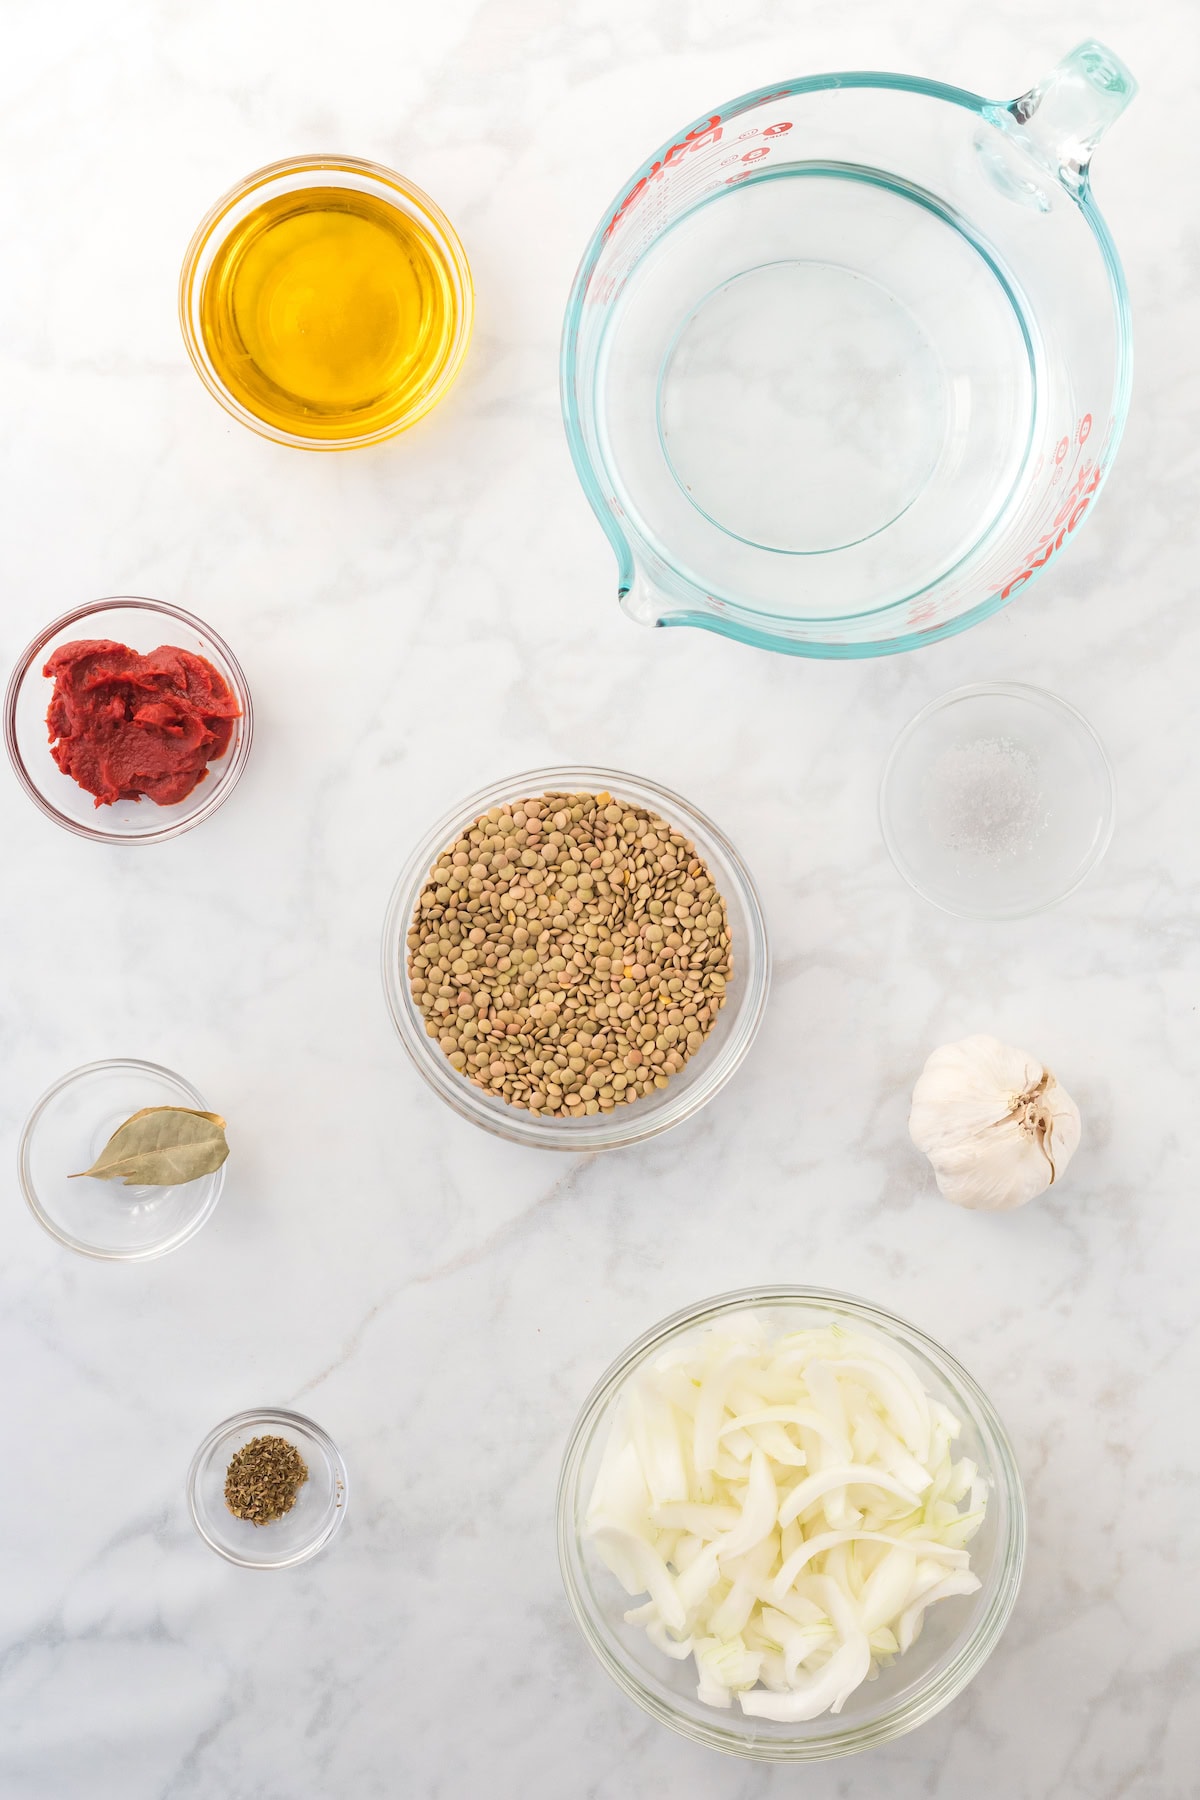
44,639,240,807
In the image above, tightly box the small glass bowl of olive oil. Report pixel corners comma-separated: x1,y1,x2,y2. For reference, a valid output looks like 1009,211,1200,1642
180,155,473,449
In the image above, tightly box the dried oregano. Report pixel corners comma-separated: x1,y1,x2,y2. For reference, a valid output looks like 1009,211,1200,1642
406,790,732,1114
224,1435,309,1525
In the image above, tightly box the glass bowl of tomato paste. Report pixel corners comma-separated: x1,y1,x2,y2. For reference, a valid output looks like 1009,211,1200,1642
4,596,253,844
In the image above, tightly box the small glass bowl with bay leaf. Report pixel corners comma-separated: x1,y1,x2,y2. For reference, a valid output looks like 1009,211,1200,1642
18,1058,228,1259
187,1409,349,1568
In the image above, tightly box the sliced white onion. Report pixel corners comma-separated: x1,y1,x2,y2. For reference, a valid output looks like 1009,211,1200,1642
739,1635,871,1722
650,1502,741,1537
898,1570,983,1652
588,1312,988,1720
590,1523,688,1632
776,1463,922,1529
770,1528,969,1603
714,1448,777,1561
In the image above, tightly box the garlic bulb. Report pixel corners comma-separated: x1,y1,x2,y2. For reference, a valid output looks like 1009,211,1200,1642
909,1034,1081,1210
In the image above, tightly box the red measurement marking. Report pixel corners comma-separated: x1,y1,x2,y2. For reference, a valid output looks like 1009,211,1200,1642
603,117,724,238
997,423,1103,600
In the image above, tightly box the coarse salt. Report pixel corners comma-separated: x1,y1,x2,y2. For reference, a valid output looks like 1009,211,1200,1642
921,735,1048,862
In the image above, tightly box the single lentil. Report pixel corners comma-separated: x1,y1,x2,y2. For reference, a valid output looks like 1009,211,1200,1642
406,790,734,1115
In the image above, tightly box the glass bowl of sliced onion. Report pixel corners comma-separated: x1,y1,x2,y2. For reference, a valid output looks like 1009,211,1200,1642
557,1287,1025,1761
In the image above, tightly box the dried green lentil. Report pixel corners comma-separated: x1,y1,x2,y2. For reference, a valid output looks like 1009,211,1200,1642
406,790,734,1115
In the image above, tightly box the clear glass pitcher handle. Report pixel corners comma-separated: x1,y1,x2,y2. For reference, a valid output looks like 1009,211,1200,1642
1002,40,1137,193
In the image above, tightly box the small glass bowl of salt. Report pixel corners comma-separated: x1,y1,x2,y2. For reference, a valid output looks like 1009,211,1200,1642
879,683,1115,919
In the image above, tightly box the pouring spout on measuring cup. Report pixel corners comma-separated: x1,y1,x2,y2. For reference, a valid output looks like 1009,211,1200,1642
993,41,1137,196
620,558,700,631
620,567,665,629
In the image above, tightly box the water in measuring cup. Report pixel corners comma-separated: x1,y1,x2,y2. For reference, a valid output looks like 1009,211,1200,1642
660,260,947,554
599,165,1041,619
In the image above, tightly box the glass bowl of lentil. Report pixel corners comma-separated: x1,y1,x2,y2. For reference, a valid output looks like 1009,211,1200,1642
381,766,770,1149
187,1408,348,1569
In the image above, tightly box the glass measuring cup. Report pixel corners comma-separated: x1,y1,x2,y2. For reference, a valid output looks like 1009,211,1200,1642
562,43,1135,658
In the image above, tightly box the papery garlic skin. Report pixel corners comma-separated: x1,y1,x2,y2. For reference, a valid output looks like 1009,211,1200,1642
909,1034,1081,1210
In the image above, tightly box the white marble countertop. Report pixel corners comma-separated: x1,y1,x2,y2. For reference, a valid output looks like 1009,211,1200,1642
1,2,1196,1796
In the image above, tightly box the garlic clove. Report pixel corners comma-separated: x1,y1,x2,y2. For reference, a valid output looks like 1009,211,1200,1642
909,1034,1081,1211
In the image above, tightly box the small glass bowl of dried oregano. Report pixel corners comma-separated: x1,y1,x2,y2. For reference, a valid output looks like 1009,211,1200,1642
187,1409,348,1568
382,766,770,1149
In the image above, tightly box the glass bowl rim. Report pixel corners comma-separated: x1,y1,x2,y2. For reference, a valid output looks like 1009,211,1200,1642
556,1283,1026,1762
878,679,1117,919
177,151,475,451
186,1406,349,1568
380,763,770,1151
18,1056,227,1259
3,594,254,845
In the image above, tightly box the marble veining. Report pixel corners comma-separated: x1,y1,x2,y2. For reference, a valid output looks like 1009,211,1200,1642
1,1,1197,1796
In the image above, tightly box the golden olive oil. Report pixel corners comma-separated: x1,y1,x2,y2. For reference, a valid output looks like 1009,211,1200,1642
198,186,461,441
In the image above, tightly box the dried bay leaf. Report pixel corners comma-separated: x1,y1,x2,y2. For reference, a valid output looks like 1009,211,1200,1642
69,1106,229,1187
121,1105,226,1130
